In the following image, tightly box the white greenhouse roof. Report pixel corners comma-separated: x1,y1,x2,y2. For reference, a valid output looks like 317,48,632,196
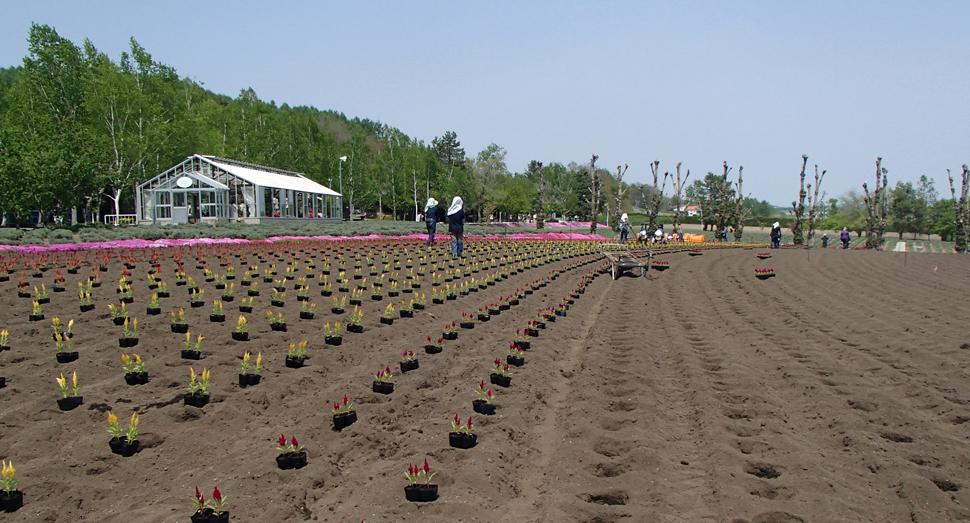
200,156,341,196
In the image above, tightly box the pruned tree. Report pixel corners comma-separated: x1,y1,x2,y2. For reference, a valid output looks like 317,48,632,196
790,155,809,245
610,163,629,232
529,160,546,230
584,154,600,233
671,162,690,236
732,165,750,242
646,160,669,233
862,157,890,249
806,164,827,245
947,165,970,252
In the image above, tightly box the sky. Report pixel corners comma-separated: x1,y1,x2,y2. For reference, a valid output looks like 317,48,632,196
2,1,968,205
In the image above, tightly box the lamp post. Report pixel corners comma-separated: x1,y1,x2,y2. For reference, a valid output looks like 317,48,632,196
338,156,347,219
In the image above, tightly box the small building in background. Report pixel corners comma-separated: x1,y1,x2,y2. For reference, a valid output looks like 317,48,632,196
136,155,341,224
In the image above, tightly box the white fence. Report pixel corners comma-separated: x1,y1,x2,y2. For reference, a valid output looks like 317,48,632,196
103,214,138,226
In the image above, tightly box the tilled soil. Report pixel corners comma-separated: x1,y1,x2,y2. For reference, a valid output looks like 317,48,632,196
2,244,970,523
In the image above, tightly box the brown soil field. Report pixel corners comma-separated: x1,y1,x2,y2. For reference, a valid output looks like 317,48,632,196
1,243,970,523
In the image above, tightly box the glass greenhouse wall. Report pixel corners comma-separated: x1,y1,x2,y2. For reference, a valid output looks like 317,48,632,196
137,155,341,225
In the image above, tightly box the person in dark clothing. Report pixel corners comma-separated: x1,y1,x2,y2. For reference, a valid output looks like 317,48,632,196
446,196,465,257
424,198,438,246
821,233,829,248
840,227,851,249
770,222,782,249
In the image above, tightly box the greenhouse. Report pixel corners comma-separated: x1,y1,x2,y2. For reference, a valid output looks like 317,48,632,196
136,155,342,224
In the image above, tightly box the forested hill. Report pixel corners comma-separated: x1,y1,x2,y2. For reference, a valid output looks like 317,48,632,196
0,23,646,225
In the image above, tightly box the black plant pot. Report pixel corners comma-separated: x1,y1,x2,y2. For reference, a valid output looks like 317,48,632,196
210,314,226,323
183,392,209,408
181,349,201,360
29,314,44,322
300,312,314,320
460,322,474,329
124,372,149,385
0,377,5,388
443,331,458,341
403,484,438,502
320,290,332,297
285,356,305,368
488,309,500,316
238,305,253,313
333,410,358,431
507,355,525,367
349,298,362,306
56,351,79,364
79,304,95,312
432,298,444,305
380,317,393,325
347,324,363,334
171,323,189,333
478,314,490,322
270,323,288,331
536,321,546,329
57,396,83,411
271,300,285,307
449,432,478,449
276,451,308,470
0,490,23,513
119,337,139,348
499,304,511,311
400,360,419,373
109,436,140,457
331,307,345,315
473,399,496,415
231,331,249,341
248,290,260,296
325,336,342,346
372,381,394,394
37,297,50,305
490,373,512,388
528,329,539,337
222,295,234,302
514,341,531,351
400,310,413,318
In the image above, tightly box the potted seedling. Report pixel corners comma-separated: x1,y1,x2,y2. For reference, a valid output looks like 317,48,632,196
248,280,260,296
56,371,82,411
373,366,394,394
442,322,458,341
232,315,249,341
190,486,229,523
332,394,357,430
271,289,286,307
347,306,364,333
170,308,189,333
513,329,531,350
400,350,419,373
755,268,776,279
490,358,512,388
275,434,308,470
182,333,203,360
267,311,287,332
107,411,140,457
210,300,225,323
460,311,475,329
28,300,44,322
53,330,79,363
285,341,309,368
424,335,443,354
122,353,149,385
119,317,139,347
449,415,477,449
404,459,439,502
473,379,495,415
0,329,8,352
380,303,394,325
238,296,254,314
299,301,316,320
78,287,95,313
183,367,211,408
0,461,22,513
34,284,50,304
507,343,525,367
413,292,426,309
238,351,262,387
331,295,347,314
146,293,161,315
222,282,235,302
324,322,342,346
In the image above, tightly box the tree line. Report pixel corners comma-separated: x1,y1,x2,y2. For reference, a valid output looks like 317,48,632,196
0,24,643,226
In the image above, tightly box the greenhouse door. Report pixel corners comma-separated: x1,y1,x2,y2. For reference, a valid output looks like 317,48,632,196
172,192,189,224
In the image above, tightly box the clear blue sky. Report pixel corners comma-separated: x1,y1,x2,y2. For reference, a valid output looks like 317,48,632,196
2,1,968,205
